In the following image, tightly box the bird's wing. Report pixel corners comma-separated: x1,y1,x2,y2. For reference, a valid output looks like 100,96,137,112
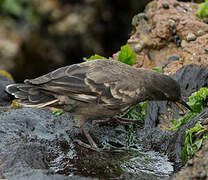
25,60,141,107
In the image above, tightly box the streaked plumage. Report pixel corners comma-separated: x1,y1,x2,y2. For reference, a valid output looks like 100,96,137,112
6,59,191,150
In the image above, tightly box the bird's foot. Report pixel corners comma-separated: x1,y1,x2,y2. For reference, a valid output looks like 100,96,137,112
74,127,101,151
113,116,144,125
74,139,100,151
92,118,114,126
92,116,143,126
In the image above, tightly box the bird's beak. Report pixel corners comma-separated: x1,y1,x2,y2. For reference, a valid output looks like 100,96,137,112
175,99,192,112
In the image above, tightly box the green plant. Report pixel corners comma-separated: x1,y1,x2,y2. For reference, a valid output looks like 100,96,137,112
83,44,136,66
170,112,197,130
170,88,208,130
187,88,208,113
181,121,208,164
118,45,136,66
125,102,147,121
152,67,162,72
195,0,208,18
83,54,108,61
52,108,64,116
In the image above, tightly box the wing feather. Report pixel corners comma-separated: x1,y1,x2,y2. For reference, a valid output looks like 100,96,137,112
23,60,141,106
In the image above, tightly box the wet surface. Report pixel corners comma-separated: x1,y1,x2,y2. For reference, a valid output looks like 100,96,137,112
0,108,174,180
0,64,208,179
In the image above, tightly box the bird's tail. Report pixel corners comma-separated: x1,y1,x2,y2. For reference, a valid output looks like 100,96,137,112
6,84,58,107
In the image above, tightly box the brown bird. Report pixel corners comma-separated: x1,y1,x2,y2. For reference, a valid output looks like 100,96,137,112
5,59,191,150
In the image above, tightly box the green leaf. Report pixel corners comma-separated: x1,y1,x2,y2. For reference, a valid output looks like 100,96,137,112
83,54,108,61
187,88,208,113
152,67,162,72
52,109,64,116
181,121,207,164
195,1,208,18
118,45,136,66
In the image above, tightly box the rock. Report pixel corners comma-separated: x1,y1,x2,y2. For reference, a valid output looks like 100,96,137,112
168,19,176,27
205,49,208,54
134,43,143,53
162,3,170,9
0,107,175,179
203,18,208,24
168,56,179,62
197,29,205,36
181,40,188,48
127,0,208,71
0,74,14,106
186,33,197,41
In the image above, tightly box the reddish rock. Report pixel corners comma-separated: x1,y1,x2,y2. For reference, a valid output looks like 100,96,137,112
127,0,208,75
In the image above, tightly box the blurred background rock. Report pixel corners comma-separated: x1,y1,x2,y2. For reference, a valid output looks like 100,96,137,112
0,0,200,82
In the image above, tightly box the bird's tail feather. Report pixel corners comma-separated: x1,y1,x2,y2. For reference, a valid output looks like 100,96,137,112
6,84,58,107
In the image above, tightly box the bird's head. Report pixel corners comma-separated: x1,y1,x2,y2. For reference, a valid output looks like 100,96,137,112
144,71,192,111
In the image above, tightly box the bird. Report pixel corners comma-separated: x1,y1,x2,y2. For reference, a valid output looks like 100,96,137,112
5,59,191,150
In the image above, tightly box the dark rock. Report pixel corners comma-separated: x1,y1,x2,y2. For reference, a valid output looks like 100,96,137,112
2,64,208,179
162,3,170,9
176,39,181,47
144,64,208,169
203,18,208,24
168,56,179,62
172,28,177,35
195,171,207,179
0,107,174,179
0,74,14,106
146,64,208,128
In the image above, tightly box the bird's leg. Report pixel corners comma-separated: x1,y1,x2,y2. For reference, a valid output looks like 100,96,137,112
113,116,144,124
82,127,99,150
73,115,100,151
92,116,143,126
92,118,114,126
74,127,100,151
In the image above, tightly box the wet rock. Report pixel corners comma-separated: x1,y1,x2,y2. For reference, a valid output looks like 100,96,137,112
1,65,208,179
145,64,208,130
186,33,197,41
0,107,174,179
0,74,14,106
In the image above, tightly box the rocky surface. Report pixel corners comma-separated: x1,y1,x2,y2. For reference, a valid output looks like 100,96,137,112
118,0,208,179
0,64,207,179
1,0,208,179
120,0,208,75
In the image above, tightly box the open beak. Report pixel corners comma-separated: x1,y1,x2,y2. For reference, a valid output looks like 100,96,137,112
175,99,192,112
